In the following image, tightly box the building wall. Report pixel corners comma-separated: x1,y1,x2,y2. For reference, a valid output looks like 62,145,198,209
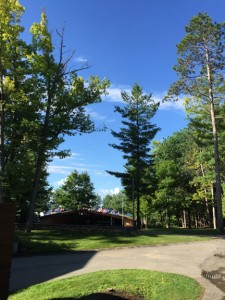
40,210,134,227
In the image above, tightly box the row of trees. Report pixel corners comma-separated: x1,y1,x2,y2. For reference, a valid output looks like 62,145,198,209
105,13,225,232
152,128,225,229
1,2,224,232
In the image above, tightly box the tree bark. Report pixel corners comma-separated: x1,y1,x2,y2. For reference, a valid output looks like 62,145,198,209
199,163,210,216
188,209,192,229
0,90,4,204
205,49,224,232
0,65,5,204
195,214,198,228
211,184,217,229
25,155,43,232
183,210,187,228
0,203,16,300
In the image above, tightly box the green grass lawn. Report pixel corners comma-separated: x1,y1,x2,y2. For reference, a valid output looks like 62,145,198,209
9,269,203,300
14,227,217,256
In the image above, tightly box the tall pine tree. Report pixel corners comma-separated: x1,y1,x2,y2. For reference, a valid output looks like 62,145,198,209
107,84,160,229
164,13,225,232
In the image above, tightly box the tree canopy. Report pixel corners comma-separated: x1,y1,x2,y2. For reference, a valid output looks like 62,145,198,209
53,170,98,210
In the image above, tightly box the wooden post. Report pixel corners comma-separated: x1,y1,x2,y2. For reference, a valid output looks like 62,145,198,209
0,203,16,300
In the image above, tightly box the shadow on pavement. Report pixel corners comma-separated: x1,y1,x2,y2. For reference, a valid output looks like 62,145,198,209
202,267,225,293
10,251,96,293
201,242,225,296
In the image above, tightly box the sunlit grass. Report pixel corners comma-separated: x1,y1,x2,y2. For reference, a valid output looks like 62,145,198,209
15,228,213,255
9,269,203,300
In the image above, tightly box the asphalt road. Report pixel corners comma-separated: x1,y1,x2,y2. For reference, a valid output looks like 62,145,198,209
10,238,225,300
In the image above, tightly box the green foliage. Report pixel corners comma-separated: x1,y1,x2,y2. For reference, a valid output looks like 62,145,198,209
153,129,197,227
102,191,132,214
0,1,110,225
53,170,97,210
108,83,160,228
165,13,225,101
0,0,31,204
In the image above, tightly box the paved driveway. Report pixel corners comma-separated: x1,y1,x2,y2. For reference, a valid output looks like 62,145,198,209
10,238,225,299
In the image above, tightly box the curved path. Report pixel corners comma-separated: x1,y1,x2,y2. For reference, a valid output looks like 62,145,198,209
10,238,225,299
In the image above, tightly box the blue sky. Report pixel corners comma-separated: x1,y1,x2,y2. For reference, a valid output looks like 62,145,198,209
20,0,225,198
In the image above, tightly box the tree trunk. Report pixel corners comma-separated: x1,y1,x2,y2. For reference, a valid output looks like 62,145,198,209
195,214,198,228
199,163,210,217
206,49,224,233
165,209,168,228
0,85,5,204
209,100,223,231
132,177,135,227
0,203,16,300
211,184,217,229
188,209,192,229
183,210,187,228
212,205,217,230
136,105,141,230
25,153,44,232
168,213,171,229
25,82,52,232
136,191,141,229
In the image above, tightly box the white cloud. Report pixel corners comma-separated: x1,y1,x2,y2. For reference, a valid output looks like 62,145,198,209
104,88,123,102
75,163,101,168
104,85,185,111
52,152,83,161
71,152,81,157
49,162,108,178
91,170,109,177
51,168,112,190
113,187,120,194
85,107,106,121
153,93,185,111
104,86,131,103
160,98,184,110
74,55,88,64
98,187,120,196
48,165,74,175
54,178,67,187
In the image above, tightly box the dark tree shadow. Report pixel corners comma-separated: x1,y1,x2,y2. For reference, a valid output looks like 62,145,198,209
51,291,143,300
51,295,129,300
10,251,96,293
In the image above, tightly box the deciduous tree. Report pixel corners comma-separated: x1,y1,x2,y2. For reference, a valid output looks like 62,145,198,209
53,170,97,210
0,0,28,203
25,13,109,231
153,130,195,228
